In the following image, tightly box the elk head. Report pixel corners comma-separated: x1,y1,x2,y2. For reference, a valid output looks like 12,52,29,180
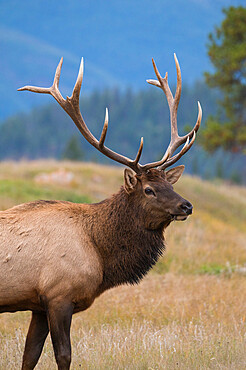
123,166,193,229
18,54,202,229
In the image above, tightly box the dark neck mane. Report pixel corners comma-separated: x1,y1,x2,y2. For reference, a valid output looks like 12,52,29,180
90,188,165,291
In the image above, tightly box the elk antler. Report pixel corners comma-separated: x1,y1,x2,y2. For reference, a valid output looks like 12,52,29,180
144,53,202,171
18,55,202,173
18,58,144,174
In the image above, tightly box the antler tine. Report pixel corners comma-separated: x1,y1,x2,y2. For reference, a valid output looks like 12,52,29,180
18,57,65,105
53,57,63,90
168,53,182,146
181,101,202,142
69,57,84,109
133,137,144,165
173,53,182,118
147,58,173,109
99,108,109,149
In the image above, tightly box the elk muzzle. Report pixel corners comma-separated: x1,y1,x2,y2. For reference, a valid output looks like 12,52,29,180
171,199,193,221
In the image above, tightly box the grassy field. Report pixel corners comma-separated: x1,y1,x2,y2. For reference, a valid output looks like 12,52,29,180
0,161,245,369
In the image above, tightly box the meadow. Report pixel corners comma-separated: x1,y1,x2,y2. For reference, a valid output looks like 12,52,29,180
0,161,245,369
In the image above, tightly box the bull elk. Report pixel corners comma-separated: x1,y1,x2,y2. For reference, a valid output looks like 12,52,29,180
0,54,202,369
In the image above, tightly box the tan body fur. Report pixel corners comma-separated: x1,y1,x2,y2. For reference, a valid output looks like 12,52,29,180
0,201,102,313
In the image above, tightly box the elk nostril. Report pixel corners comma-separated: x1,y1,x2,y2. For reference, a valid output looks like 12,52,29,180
180,201,193,215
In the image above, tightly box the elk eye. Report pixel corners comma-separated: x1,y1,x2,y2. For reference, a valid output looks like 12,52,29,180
145,187,155,196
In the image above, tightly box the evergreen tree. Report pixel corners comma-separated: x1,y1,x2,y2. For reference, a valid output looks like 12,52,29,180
62,135,84,161
201,6,246,154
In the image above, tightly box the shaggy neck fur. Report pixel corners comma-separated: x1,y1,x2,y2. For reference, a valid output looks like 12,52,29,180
89,187,166,291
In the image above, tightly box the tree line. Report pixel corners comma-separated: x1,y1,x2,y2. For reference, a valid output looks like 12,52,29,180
0,82,215,162
0,82,244,182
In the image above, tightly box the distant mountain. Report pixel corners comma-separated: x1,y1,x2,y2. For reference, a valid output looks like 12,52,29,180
0,0,244,119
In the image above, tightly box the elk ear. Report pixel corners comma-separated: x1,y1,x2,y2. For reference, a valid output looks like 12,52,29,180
124,168,138,193
165,165,185,184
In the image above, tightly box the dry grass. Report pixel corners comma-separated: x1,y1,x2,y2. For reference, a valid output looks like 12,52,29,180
0,161,245,369
1,275,245,369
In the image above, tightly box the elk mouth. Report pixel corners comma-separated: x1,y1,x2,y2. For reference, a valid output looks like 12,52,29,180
170,214,188,221
170,201,193,221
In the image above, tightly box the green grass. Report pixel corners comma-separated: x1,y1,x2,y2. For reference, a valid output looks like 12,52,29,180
0,178,91,208
197,263,228,275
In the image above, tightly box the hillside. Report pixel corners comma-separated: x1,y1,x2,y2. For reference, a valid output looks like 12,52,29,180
0,0,245,119
0,161,245,368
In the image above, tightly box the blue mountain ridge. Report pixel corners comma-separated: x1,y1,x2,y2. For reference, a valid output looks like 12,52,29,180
0,0,244,119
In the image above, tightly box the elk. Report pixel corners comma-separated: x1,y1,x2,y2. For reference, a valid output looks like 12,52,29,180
0,54,202,369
